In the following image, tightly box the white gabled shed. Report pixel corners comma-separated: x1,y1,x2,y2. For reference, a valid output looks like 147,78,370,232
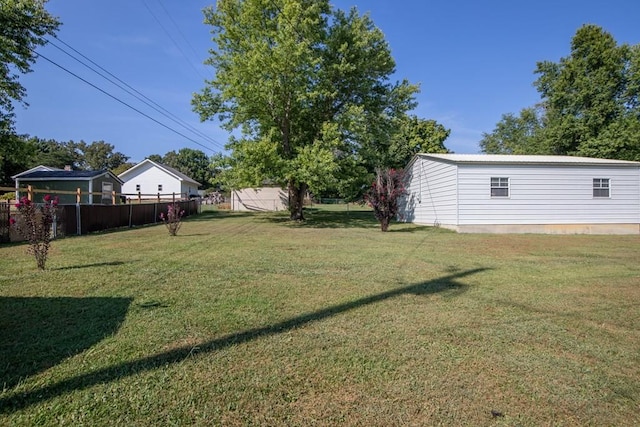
118,159,201,200
398,154,640,234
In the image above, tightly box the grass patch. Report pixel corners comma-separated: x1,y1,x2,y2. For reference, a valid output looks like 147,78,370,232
1,206,639,425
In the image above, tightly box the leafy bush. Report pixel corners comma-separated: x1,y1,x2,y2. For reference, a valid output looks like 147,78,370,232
11,195,59,270
365,168,406,232
160,203,185,236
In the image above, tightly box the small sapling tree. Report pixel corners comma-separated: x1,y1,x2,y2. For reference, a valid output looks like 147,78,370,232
366,168,406,232
160,203,185,236
11,194,58,270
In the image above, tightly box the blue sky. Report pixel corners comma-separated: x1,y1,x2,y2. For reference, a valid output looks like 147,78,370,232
14,0,640,162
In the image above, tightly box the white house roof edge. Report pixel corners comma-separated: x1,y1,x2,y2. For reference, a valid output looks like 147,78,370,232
418,153,640,166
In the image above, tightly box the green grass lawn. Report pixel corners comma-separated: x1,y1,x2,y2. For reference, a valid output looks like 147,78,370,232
1,206,639,426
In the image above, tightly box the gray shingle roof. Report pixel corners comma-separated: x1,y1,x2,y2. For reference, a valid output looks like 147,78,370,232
16,170,109,179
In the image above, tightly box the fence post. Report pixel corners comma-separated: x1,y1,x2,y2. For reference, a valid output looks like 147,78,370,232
76,188,82,204
172,193,176,203
138,192,141,204
27,185,33,201
112,190,116,205
157,193,160,203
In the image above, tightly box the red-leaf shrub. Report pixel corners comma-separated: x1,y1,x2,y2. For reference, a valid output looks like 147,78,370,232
160,203,185,236
365,168,406,232
11,195,59,270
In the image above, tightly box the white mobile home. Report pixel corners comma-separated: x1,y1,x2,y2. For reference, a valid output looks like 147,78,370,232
398,154,640,234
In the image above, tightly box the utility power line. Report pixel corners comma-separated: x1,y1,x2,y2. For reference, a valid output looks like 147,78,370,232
156,0,209,74
141,0,207,81
32,49,218,154
47,36,224,151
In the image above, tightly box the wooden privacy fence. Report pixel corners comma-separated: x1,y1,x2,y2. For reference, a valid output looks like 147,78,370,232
60,200,198,236
1,200,198,241
1,185,200,242
5,184,192,205
0,202,9,243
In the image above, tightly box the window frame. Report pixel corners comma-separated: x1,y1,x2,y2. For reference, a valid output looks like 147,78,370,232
101,182,113,204
490,177,509,198
593,178,610,198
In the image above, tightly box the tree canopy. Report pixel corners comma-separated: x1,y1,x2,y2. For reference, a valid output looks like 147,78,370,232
0,0,60,184
385,115,450,169
481,25,640,161
193,0,418,219
161,148,211,186
147,148,215,188
73,140,129,171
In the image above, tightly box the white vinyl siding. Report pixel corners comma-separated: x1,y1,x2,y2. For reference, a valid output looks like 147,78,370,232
457,164,639,225
399,157,458,225
120,162,183,198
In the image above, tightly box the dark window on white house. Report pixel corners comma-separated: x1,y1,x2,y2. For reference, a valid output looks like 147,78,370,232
491,177,509,197
135,184,140,192
158,184,163,192
593,178,610,198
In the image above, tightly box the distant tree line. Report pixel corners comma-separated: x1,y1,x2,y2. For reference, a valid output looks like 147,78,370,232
481,24,640,161
0,135,224,191
0,136,132,184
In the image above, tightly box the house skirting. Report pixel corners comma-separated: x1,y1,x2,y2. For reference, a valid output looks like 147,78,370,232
433,223,640,235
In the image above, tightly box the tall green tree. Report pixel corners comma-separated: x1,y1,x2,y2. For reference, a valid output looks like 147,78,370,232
72,140,129,171
385,115,450,168
146,154,163,163
479,107,544,154
193,0,417,220
0,0,59,184
162,148,210,185
29,137,80,169
0,132,32,184
148,149,212,187
534,24,634,155
482,25,640,161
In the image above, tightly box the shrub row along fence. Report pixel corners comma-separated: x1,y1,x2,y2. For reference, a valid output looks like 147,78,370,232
0,200,198,243
62,200,198,236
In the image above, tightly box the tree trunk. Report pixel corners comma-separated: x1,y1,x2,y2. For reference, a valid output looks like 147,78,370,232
288,181,307,221
380,217,390,232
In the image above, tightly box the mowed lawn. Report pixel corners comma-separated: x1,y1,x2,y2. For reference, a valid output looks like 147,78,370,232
1,206,639,426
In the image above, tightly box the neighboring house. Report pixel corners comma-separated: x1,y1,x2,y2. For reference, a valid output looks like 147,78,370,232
398,154,640,234
118,159,201,200
231,187,288,212
12,168,123,204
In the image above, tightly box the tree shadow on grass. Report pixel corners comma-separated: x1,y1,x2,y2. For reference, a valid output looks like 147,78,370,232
185,210,256,222
263,208,379,229
0,268,488,413
51,261,128,271
0,296,132,390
